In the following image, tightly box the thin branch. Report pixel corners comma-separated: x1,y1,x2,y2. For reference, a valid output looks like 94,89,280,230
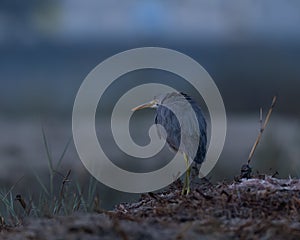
247,96,277,165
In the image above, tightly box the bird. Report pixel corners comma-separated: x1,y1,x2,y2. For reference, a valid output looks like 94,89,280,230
131,92,207,194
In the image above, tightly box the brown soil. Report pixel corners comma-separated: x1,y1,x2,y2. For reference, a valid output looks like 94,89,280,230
1,176,300,240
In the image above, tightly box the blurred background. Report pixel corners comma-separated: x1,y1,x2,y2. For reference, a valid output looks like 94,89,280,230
0,0,300,209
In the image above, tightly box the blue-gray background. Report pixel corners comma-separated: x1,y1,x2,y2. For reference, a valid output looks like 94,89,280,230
0,0,300,208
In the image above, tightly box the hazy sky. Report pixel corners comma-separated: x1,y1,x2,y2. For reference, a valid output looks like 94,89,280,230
57,0,300,42
0,0,299,44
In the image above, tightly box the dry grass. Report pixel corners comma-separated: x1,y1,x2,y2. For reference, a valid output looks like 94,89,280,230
0,129,99,228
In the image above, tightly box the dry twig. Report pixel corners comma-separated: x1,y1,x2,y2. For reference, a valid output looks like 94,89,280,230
247,96,277,165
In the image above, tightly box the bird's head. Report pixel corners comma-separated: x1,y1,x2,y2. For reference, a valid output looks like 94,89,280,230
131,92,180,112
131,98,160,112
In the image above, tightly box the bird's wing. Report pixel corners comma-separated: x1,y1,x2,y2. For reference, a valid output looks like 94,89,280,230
154,105,181,151
180,106,207,163
174,94,207,158
154,94,207,163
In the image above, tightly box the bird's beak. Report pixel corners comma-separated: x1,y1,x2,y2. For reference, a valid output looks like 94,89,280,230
131,100,156,111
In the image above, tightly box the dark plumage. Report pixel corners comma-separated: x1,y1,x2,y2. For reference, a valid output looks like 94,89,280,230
132,91,207,194
154,92,207,164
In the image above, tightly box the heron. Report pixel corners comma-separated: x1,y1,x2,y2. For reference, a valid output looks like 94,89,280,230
132,92,207,194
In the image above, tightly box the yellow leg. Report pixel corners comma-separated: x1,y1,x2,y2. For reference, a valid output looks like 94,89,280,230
181,153,191,195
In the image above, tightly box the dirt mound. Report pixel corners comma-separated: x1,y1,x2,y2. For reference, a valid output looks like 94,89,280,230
1,176,300,239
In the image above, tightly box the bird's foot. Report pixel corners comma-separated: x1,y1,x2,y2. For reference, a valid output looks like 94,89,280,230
181,186,190,195
181,174,191,195
181,153,191,195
